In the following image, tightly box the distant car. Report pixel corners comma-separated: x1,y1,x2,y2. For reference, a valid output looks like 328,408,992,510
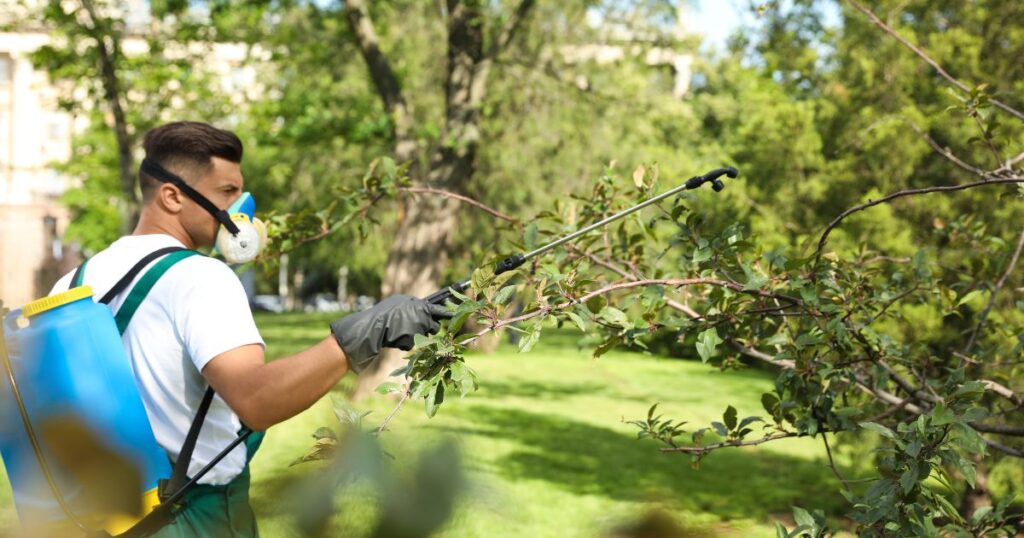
252,295,283,313
354,295,376,312
303,293,343,313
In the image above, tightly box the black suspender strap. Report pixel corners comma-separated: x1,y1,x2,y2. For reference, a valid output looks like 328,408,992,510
158,387,215,503
98,247,186,305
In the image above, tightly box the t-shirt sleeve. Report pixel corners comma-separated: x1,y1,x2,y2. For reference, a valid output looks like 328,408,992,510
50,272,74,295
173,259,265,372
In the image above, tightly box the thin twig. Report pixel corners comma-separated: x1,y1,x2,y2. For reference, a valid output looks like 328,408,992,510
845,0,1024,122
659,432,797,454
964,228,1024,353
375,388,411,434
969,422,1024,437
901,118,985,175
981,380,1024,407
866,396,915,422
984,438,1024,458
822,433,850,486
865,285,920,325
401,186,517,223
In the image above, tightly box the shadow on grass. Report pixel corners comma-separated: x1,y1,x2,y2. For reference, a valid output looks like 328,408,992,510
434,406,848,522
478,379,610,401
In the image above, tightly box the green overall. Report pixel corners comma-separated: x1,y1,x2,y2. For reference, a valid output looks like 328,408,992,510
75,250,264,538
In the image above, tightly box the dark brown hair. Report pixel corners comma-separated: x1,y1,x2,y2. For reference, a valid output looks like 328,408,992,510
140,121,243,199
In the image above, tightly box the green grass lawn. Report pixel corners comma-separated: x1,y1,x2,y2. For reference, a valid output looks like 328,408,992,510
0,312,850,536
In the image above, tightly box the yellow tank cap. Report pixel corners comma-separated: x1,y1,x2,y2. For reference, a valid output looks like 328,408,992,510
22,286,94,318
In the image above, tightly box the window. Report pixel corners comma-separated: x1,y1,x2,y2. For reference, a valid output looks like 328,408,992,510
0,54,11,85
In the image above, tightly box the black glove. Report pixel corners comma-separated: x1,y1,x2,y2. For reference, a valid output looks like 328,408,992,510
330,294,453,373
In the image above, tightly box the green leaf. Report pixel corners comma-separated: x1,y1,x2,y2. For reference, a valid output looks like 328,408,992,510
792,506,815,528
742,264,769,290
598,306,630,327
859,422,896,439
953,454,977,488
493,284,517,305
931,404,956,426
957,289,985,308
425,381,445,418
518,324,542,353
723,405,737,430
375,381,403,395
761,393,779,415
738,416,764,431
951,422,987,454
585,295,607,314
524,223,538,251
593,336,621,358
449,361,477,398
565,311,588,333
696,328,723,363
899,466,919,494
448,310,473,333
413,333,432,349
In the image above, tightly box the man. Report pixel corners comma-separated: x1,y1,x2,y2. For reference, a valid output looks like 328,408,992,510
50,121,446,536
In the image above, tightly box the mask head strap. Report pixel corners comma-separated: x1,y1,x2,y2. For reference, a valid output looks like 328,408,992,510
141,158,241,235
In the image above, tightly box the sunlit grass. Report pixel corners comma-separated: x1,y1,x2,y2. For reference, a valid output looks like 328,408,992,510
0,312,851,537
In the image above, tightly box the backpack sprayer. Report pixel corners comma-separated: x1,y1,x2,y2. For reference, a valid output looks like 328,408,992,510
424,166,738,305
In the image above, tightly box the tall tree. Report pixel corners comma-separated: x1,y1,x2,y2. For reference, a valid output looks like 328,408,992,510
343,0,537,397
30,0,229,242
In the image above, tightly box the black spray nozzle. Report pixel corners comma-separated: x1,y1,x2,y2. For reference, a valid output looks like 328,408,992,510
685,166,739,192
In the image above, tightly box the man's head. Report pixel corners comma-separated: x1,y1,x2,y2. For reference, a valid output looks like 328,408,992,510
140,121,244,249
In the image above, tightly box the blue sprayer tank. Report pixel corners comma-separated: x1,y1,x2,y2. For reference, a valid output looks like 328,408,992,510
0,286,170,533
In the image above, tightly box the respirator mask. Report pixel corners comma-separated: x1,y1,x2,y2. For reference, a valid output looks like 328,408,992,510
140,158,268,264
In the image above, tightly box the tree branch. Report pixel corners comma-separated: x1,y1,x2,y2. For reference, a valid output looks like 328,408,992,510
486,0,535,61
964,228,1024,353
970,422,1024,437
344,0,413,146
981,380,1024,407
984,438,1024,458
814,177,1024,265
900,118,985,176
845,0,1024,122
400,186,517,223
375,387,411,434
822,433,851,486
659,432,797,454
79,0,138,224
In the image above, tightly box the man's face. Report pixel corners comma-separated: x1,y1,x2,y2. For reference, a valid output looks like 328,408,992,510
181,157,245,248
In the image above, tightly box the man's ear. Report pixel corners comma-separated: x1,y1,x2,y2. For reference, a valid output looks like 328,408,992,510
157,182,186,214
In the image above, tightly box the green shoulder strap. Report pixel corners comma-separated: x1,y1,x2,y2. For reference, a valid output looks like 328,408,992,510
71,259,88,288
115,250,200,335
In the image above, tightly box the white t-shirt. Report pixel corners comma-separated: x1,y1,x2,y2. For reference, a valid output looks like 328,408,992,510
51,234,264,485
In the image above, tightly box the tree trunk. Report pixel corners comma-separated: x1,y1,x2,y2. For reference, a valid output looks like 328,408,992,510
346,0,535,399
80,0,139,230
351,195,459,400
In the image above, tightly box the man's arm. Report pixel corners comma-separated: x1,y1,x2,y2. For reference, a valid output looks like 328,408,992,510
201,336,348,431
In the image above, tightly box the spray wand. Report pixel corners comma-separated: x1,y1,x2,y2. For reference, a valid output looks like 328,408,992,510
424,166,739,305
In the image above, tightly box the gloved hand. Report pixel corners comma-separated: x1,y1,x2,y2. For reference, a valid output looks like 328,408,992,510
330,294,453,373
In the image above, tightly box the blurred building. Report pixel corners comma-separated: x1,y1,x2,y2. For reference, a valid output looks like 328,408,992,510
0,1,694,310
0,2,260,309
0,29,79,309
